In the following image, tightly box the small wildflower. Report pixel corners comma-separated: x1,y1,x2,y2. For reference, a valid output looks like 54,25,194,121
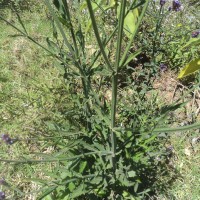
172,0,181,11
160,63,168,72
166,145,174,152
160,0,166,6
168,6,172,11
1,134,14,145
191,30,200,38
0,178,7,186
0,191,5,200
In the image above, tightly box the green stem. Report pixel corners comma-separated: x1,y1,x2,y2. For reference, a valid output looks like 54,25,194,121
152,6,165,61
62,0,79,58
0,16,55,56
86,0,113,72
111,0,126,180
44,0,75,57
119,0,149,69
89,0,138,70
0,151,112,164
153,122,200,133
113,121,200,134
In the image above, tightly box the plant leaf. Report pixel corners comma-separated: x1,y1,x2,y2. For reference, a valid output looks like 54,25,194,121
124,8,139,39
153,121,200,133
79,161,87,173
178,58,200,78
37,186,57,200
181,37,200,50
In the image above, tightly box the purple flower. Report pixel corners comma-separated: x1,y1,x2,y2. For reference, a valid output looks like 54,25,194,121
160,0,166,6
0,191,5,200
1,134,14,145
172,0,181,11
160,63,168,72
0,179,8,186
168,6,172,11
191,30,200,38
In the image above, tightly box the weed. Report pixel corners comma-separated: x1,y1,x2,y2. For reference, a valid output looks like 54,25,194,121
0,0,200,199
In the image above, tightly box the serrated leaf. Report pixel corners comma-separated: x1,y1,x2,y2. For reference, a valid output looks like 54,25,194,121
178,58,200,78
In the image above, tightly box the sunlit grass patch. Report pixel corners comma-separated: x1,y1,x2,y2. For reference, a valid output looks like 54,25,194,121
0,9,69,199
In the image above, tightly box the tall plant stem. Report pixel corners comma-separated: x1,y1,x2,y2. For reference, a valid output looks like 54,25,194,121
119,0,149,69
44,0,75,57
62,0,79,58
152,6,165,61
89,0,139,70
111,0,126,180
86,0,113,72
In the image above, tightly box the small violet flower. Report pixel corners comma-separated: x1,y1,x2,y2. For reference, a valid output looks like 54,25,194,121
0,178,8,186
160,63,168,72
172,0,181,11
0,191,5,200
191,30,200,38
1,134,14,145
160,0,166,6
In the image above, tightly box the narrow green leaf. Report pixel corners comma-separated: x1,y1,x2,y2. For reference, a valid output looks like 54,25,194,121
178,58,200,78
46,38,59,53
153,122,200,133
14,10,28,34
118,7,139,39
119,0,150,69
37,186,57,200
79,161,87,173
70,183,85,198
134,182,139,193
181,37,200,50
123,48,142,67
86,0,113,72
44,0,74,56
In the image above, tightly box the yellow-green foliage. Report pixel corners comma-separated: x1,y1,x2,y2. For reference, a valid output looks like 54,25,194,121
178,58,200,78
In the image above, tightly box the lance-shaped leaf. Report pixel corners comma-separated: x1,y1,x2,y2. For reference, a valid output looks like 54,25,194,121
178,58,200,78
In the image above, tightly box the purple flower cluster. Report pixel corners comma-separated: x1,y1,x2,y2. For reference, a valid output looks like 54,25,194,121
1,134,14,145
172,0,181,11
191,30,200,38
0,191,5,200
161,0,181,12
0,178,7,186
160,63,168,72
160,0,166,6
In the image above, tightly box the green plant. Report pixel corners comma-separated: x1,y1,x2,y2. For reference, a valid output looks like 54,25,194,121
1,0,200,199
135,0,200,73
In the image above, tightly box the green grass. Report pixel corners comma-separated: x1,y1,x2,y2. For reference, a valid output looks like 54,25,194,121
0,9,71,199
